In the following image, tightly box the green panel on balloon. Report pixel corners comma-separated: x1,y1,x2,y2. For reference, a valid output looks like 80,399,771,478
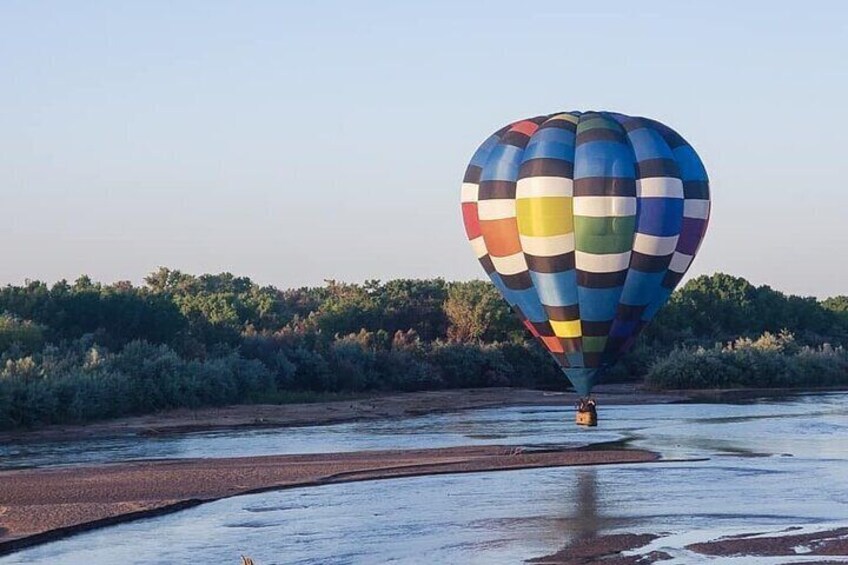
577,116,620,132
573,216,636,254
582,336,607,353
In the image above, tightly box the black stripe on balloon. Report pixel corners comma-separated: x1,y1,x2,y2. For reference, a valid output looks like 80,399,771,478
501,131,532,148
577,270,628,288
512,306,527,321
500,271,533,290
582,320,612,337
583,352,603,368
463,165,482,184
530,115,551,125
602,349,620,365
635,158,680,179
620,117,652,132
604,336,629,355
478,255,495,275
530,321,555,337
655,125,687,149
576,128,627,145
683,180,710,199
560,337,582,354
616,303,646,322
518,158,573,180
662,270,685,289
630,251,672,272
626,118,687,148
477,180,516,200
573,177,636,197
525,253,575,273
539,118,577,133
545,304,580,321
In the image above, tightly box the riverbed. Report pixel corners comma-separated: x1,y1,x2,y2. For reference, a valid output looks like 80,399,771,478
1,393,846,563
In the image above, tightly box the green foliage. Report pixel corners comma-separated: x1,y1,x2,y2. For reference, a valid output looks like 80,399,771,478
646,274,848,346
645,331,848,390
0,314,45,353
0,270,846,428
822,296,848,316
0,340,274,429
443,280,521,342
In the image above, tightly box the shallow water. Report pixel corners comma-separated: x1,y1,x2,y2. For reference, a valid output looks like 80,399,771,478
2,393,847,564
3,393,838,469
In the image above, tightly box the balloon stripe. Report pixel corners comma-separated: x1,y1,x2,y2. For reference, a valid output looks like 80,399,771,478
518,113,580,352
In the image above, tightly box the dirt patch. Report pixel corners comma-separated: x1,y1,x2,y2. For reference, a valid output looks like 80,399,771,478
528,533,672,564
687,526,848,557
0,444,660,556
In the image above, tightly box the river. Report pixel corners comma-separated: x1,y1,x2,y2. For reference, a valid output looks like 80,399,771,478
1,393,846,563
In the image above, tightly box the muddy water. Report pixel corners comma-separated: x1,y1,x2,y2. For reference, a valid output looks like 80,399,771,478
1,393,846,564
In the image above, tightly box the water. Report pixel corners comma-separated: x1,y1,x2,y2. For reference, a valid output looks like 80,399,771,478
3,394,835,470
2,393,847,564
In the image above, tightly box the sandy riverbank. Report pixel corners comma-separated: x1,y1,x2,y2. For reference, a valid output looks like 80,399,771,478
0,385,689,444
528,527,848,563
0,444,661,555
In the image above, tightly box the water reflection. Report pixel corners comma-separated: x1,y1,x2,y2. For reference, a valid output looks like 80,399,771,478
541,467,637,556
573,469,601,540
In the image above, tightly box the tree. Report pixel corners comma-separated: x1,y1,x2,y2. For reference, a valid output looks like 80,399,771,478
443,280,517,342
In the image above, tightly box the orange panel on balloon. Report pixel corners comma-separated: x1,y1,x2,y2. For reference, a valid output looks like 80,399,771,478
479,218,521,257
540,336,564,354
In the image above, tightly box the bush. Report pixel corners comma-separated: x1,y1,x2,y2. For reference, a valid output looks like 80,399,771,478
645,332,848,390
0,315,45,354
0,340,276,430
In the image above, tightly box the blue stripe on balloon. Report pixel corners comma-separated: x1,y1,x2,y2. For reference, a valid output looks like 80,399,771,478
673,145,708,181
469,134,501,168
642,287,673,321
610,319,638,338
531,127,576,145
510,288,548,323
530,270,579,307
637,198,684,237
574,141,635,179
627,128,675,162
522,141,575,162
576,287,621,321
492,273,547,322
566,352,584,367
480,144,524,181
619,270,665,305
488,273,515,306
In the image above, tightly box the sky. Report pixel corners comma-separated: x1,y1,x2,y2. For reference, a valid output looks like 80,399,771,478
1,1,846,297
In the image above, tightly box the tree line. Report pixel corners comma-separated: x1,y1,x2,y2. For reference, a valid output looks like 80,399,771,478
0,268,846,429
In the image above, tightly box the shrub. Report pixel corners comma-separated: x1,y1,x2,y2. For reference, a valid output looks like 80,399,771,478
645,332,848,390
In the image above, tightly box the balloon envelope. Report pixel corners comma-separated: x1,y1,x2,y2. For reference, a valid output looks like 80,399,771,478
460,111,710,396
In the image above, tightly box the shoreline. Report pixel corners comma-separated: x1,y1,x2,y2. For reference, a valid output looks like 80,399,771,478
0,385,689,445
3,383,844,446
0,445,662,556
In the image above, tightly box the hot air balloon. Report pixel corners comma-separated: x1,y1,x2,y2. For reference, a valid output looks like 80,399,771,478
460,111,710,425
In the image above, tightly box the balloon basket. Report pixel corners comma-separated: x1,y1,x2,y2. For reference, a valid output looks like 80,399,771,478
575,410,598,427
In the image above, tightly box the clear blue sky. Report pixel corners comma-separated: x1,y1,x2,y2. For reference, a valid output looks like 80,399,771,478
2,1,846,297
